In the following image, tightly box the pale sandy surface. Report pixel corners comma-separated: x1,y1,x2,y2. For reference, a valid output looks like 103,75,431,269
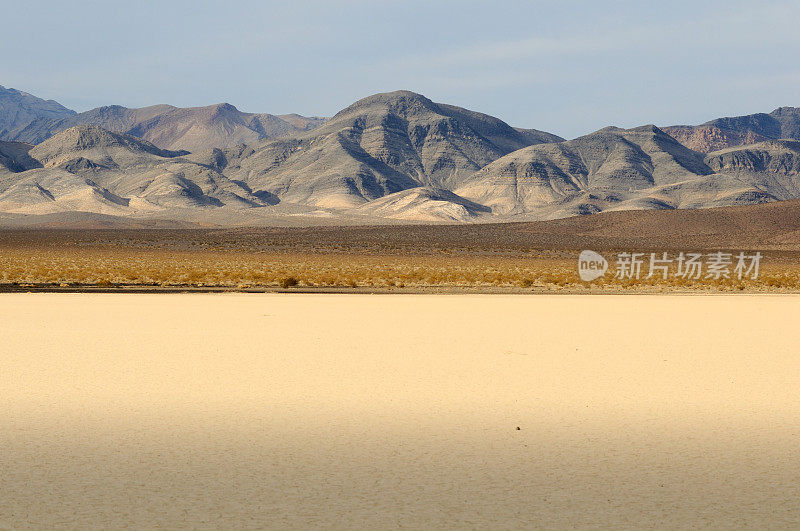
1,294,799,528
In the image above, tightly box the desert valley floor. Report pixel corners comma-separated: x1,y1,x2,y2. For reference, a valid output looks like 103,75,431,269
5,3,800,527
3,199,800,293
2,293,799,528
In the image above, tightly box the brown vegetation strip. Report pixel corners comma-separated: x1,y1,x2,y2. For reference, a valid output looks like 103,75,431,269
2,228,799,292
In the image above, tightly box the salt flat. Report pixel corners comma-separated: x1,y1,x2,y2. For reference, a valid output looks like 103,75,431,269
1,294,799,528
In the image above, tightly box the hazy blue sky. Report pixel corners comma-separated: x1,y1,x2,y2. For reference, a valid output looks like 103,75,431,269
2,0,799,138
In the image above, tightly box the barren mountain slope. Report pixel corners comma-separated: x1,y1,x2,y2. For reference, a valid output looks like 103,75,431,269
455,125,716,216
353,187,491,222
704,139,800,175
216,90,561,208
701,140,800,202
664,107,800,153
514,127,565,145
10,103,327,152
12,104,176,146
0,126,267,215
5,90,800,225
0,140,40,174
0,85,75,140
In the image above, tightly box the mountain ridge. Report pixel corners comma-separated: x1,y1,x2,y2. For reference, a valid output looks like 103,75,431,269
2,86,800,224
0,85,76,140
9,101,327,152
663,107,800,153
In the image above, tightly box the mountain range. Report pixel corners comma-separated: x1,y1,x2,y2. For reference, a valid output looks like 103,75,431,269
1,84,800,225
0,85,325,152
663,107,800,153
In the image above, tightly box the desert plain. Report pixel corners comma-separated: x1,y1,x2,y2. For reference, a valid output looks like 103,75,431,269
1,293,799,528
2,200,800,528
5,4,800,528
3,198,800,293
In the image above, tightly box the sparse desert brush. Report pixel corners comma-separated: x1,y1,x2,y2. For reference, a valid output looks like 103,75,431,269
279,276,299,288
1,231,799,293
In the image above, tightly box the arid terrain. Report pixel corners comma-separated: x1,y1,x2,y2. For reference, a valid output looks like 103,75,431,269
4,86,800,224
5,3,800,528
2,293,799,528
2,200,800,293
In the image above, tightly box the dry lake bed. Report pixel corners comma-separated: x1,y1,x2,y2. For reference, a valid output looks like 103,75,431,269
1,293,799,528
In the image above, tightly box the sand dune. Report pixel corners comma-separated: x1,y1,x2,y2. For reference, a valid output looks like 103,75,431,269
1,294,799,527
